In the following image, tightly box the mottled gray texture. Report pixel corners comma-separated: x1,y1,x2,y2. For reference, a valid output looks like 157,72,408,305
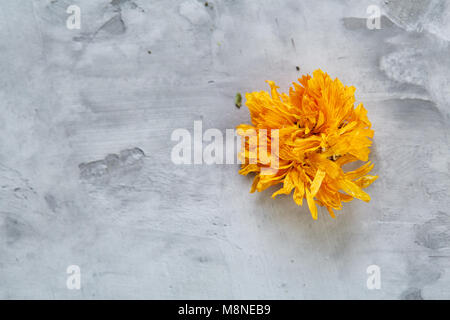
0,0,449,299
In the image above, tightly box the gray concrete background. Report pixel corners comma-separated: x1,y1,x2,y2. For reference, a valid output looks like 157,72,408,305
0,0,449,299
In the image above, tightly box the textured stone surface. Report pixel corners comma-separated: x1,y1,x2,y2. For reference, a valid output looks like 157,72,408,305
0,0,449,299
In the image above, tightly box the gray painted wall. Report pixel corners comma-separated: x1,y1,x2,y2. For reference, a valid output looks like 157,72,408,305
0,0,449,299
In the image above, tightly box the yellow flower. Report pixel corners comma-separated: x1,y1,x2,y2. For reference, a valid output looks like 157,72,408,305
237,69,377,219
